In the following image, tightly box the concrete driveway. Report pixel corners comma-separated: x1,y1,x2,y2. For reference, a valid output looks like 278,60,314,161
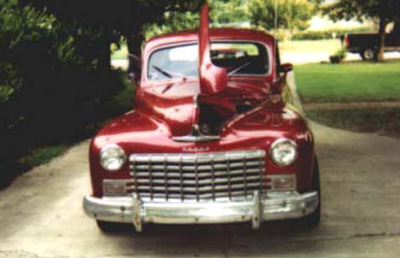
1,122,400,258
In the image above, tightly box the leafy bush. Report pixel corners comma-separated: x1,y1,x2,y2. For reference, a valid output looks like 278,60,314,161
0,0,127,186
145,11,200,40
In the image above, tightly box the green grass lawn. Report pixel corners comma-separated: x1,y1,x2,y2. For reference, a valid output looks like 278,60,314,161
295,60,400,103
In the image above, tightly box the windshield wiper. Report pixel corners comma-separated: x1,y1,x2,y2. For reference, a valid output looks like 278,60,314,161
228,62,251,76
152,65,186,79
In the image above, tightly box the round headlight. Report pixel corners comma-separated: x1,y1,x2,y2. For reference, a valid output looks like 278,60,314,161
270,138,297,166
100,144,127,171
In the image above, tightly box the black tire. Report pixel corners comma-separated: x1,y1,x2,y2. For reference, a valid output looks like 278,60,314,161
360,48,376,61
96,220,134,233
302,158,321,227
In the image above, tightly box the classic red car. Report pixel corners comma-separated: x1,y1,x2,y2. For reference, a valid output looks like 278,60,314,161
83,4,320,232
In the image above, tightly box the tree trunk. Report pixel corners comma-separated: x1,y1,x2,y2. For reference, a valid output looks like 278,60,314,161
97,37,111,72
127,28,144,76
375,16,387,62
394,22,400,35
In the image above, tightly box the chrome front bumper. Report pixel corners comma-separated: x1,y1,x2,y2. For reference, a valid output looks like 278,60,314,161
83,191,318,232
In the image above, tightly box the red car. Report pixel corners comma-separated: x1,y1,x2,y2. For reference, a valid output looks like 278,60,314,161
83,4,320,232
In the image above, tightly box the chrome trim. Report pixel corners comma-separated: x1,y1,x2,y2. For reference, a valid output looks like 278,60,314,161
129,150,266,163
172,125,220,143
129,150,267,201
172,134,220,143
252,190,262,229
133,193,143,232
83,191,319,231
99,174,296,197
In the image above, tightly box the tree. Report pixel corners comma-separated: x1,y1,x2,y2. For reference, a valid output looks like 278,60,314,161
323,0,398,62
144,0,248,40
394,0,400,35
25,0,203,72
0,0,128,184
248,0,318,39
210,0,248,25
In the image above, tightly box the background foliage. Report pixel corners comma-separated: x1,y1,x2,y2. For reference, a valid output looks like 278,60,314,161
323,0,399,61
248,0,316,33
144,0,321,41
0,0,126,186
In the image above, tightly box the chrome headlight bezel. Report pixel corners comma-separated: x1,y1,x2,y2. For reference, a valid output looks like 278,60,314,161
99,144,127,171
269,138,298,167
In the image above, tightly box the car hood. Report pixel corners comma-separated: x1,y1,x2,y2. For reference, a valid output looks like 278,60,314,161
136,78,274,137
92,104,308,152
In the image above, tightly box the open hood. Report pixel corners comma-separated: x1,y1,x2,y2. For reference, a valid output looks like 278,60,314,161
172,2,233,142
198,2,228,95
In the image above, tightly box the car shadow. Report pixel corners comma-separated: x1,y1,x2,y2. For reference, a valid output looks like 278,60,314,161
100,219,324,256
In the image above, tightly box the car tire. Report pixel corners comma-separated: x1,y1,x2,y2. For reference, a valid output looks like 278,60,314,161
360,48,376,61
301,157,321,227
96,220,134,233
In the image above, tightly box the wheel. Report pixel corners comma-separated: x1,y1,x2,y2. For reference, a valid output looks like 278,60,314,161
302,157,321,227
96,220,134,233
360,48,376,61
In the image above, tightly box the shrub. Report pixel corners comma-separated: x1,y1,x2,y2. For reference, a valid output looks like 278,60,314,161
0,0,127,186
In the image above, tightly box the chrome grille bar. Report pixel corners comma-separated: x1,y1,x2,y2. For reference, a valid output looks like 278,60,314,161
148,155,153,200
163,154,168,201
134,161,262,171
195,157,199,201
243,152,248,197
129,150,266,201
227,156,232,199
179,155,183,201
211,157,215,201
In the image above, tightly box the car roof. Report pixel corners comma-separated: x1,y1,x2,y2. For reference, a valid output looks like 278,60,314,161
144,28,275,54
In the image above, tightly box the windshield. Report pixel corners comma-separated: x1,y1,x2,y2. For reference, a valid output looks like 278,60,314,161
147,42,270,81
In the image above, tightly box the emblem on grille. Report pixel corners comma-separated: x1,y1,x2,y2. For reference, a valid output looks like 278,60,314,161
182,146,210,152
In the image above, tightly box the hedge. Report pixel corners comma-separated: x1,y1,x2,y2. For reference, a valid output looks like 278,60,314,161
0,0,127,186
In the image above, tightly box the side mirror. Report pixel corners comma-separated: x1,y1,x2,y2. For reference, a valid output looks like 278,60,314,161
279,63,293,74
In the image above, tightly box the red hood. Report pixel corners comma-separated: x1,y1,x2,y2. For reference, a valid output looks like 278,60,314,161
136,77,274,137
198,2,228,95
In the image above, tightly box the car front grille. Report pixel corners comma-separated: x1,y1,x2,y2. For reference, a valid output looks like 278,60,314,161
128,150,268,201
